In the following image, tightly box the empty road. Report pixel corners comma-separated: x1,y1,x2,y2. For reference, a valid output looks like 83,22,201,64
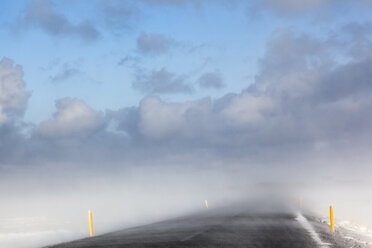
45,210,368,248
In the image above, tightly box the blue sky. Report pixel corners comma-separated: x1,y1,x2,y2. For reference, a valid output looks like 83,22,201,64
1,0,369,124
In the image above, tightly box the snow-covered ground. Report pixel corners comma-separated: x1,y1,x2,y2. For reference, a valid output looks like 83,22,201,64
317,217,372,247
0,216,83,248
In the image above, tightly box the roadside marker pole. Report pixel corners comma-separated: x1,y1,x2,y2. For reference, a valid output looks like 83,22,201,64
330,205,335,232
205,200,209,209
89,210,94,237
299,198,302,209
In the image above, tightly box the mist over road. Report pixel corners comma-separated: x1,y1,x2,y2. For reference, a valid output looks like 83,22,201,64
45,210,363,248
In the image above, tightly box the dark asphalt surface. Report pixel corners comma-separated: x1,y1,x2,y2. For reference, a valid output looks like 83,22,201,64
45,211,368,248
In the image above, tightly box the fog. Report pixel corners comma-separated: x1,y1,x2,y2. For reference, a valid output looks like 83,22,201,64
2,148,372,247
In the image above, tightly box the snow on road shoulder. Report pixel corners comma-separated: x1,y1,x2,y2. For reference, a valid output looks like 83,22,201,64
0,216,83,248
334,219,372,247
296,213,331,247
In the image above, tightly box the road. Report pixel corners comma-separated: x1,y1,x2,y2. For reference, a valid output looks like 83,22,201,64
45,210,368,248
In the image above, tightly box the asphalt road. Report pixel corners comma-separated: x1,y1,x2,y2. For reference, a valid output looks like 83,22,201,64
45,210,368,248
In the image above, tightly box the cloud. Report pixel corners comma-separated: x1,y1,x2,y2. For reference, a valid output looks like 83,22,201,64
261,0,332,14
7,24,368,165
0,58,31,164
341,22,372,59
198,71,224,89
50,67,82,83
136,32,177,55
22,0,100,41
2,23,372,165
0,57,29,126
37,98,104,138
220,94,274,126
142,0,236,8
118,55,141,66
48,60,99,84
3,23,372,167
132,68,194,94
138,97,200,139
143,0,204,7
251,0,372,17
100,0,139,32
110,26,372,158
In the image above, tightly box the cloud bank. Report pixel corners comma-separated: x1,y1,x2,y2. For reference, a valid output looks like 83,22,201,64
2,23,372,168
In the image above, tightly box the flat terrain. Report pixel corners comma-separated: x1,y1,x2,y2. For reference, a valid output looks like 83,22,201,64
46,210,370,248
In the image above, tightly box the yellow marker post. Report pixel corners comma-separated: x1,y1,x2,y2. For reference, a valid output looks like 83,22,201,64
299,198,302,209
330,205,335,232
205,200,209,209
88,210,94,237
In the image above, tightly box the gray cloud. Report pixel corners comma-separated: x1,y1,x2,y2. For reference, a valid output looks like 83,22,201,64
0,58,31,165
0,57,29,125
48,60,99,84
143,0,236,8
261,0,332,14
132,68,194,94
143,0,204,7
341,22,372,59
40,58,61,71
22,0,100,41
251,0,372,17
118,55,141,66
100,0,139,33
50,67,82,83
137,32,177,55
198,71,224,89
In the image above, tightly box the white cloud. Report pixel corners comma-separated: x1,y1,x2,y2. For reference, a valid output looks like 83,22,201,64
221,93,274,126
138,97,193,139
38,98,104,138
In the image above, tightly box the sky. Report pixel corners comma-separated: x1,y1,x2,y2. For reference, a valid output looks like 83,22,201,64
2,0,372,247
